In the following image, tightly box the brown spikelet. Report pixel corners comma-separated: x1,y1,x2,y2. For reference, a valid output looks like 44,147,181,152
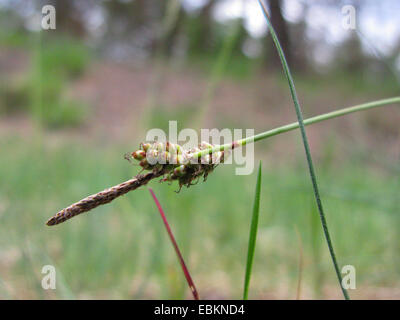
46,170,165,226
46,141,227,227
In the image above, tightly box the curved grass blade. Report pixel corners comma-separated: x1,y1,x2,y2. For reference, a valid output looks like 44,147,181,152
257,0,350,299
148,188,199,300
243,161,262,300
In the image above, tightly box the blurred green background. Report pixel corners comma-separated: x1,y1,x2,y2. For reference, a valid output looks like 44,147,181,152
0,0,399,299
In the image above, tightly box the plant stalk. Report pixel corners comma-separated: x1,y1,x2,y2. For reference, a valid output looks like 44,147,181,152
193,96,400,159
46,97,400,226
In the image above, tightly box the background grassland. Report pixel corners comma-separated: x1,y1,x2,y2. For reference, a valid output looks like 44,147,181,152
1,126,399,299
1,0,400,300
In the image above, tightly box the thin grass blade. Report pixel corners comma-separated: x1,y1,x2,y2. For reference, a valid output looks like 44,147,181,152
148,188,199,300
243,161,262,300
257,0,349,299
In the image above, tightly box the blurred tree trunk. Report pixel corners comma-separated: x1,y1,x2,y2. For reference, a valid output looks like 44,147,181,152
199,0,216,52
103,0,147,29
265,0,293,70
46,0,86,37
186,0,217,55
161,5,186,57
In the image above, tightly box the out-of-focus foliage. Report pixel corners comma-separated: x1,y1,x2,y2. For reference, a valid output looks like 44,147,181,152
0,0,399,299
29,38,90,127
0,34,90,127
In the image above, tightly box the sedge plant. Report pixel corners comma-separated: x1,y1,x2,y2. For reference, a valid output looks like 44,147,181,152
46,96,400,227
44,2,400,300
44,100,400,301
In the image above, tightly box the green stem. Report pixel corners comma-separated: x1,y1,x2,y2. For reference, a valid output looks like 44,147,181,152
193,96,400,158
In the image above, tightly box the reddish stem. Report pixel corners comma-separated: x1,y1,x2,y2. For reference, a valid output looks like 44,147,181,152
148,188,199,300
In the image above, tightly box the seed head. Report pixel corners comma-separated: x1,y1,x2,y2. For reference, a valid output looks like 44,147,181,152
132,150,146,161
130,141,229,191
47,141,231,226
